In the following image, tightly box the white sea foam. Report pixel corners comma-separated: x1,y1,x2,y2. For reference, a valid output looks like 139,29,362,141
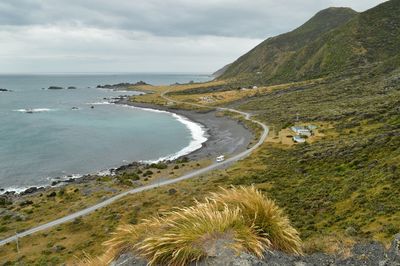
14,108,55,113
1,186,31,194
86,101,112,105
120,104,208,163
0,184,49,195
97,169,115,176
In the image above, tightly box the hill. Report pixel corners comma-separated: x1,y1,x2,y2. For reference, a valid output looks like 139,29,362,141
218,0,400,85
212,63,231,78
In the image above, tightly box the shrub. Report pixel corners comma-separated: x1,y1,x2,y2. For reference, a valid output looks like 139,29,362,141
150,162,168,169
143,170,154,177
80,186,301,265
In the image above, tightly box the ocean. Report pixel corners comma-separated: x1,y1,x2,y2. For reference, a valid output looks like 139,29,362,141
0,73,211,192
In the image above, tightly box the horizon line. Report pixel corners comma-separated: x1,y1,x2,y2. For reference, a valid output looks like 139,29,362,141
0,71,212,76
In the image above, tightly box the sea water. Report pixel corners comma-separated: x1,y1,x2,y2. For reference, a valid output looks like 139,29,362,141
0,73,210,191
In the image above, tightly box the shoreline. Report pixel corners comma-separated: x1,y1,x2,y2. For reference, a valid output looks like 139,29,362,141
117,101,208,163
118,98,254,160
1,96,253,196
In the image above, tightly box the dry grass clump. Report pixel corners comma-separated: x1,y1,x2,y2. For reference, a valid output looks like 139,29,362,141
80,186,301,265
209,186,303,255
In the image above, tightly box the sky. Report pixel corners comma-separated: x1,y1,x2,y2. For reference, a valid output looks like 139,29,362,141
0,0,387,74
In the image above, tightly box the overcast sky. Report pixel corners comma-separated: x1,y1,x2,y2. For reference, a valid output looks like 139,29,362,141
0,0,387,74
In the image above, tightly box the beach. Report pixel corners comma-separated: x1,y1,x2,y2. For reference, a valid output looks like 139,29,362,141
119,100,254,161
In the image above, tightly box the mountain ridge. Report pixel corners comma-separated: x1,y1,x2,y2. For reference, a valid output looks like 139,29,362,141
218,0,399,85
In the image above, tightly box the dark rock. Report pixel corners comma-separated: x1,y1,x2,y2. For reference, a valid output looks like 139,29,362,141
345,241,387,264
301,253,336,265
71,107,79,110
0,196,11,206
67,86,77,89
167,188,177,195
115,162,142,173
48,86,64,90
21,187,38,195
111,235,400,266
51,181,61,186
345,226,357,236
19,200,33,207
0,88,9,92
388,234,400,263
47,191,57,197
96,81,149,90
196,238,266,265
110,252,147,266
263,251,298,266
52,245,66,252
135,81,148,86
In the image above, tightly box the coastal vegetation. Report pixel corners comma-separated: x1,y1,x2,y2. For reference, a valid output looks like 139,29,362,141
80,187,301,265
1,0,400,264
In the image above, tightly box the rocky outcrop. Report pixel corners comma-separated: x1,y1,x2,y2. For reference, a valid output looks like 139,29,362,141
96,81,149,90
111,235,400,266
0,88,10,92
110,253,147,266
48,86,64,90
263,240,399,265
389,234,400,263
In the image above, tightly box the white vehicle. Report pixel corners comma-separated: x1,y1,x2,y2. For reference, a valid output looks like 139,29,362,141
216,155,225,162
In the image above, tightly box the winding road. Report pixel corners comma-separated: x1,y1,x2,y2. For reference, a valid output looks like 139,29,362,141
0,90,268,246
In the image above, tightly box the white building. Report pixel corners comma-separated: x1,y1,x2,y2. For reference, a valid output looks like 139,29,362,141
291,126,312,137
293,136,306,143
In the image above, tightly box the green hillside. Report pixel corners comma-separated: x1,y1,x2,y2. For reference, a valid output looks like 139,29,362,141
219,0,400,85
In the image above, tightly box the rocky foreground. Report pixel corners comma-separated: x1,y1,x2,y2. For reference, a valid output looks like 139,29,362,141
111,234,400,266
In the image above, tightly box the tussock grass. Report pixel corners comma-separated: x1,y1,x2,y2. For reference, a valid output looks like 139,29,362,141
81,186,301,265
209,186,303,255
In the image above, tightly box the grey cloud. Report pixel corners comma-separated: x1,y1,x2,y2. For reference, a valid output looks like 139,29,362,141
0,0,387,38
0,0,387,73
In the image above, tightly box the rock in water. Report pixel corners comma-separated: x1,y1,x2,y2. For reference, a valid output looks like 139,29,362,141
48,86,64,90
20,187,39,195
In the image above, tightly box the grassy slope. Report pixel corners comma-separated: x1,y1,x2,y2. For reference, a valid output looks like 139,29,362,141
234,66,400,246
220,0,400,85
219,7,358,83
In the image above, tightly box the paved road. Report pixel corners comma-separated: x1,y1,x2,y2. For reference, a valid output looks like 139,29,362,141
0,91,268,246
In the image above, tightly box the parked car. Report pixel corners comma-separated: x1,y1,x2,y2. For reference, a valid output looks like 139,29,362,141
216,155,225,162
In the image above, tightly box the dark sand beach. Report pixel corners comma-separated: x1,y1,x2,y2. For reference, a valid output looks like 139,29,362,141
119,100,254,161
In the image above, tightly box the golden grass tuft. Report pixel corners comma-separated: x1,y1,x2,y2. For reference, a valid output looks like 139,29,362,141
208,186,303,255
80,186,302,265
